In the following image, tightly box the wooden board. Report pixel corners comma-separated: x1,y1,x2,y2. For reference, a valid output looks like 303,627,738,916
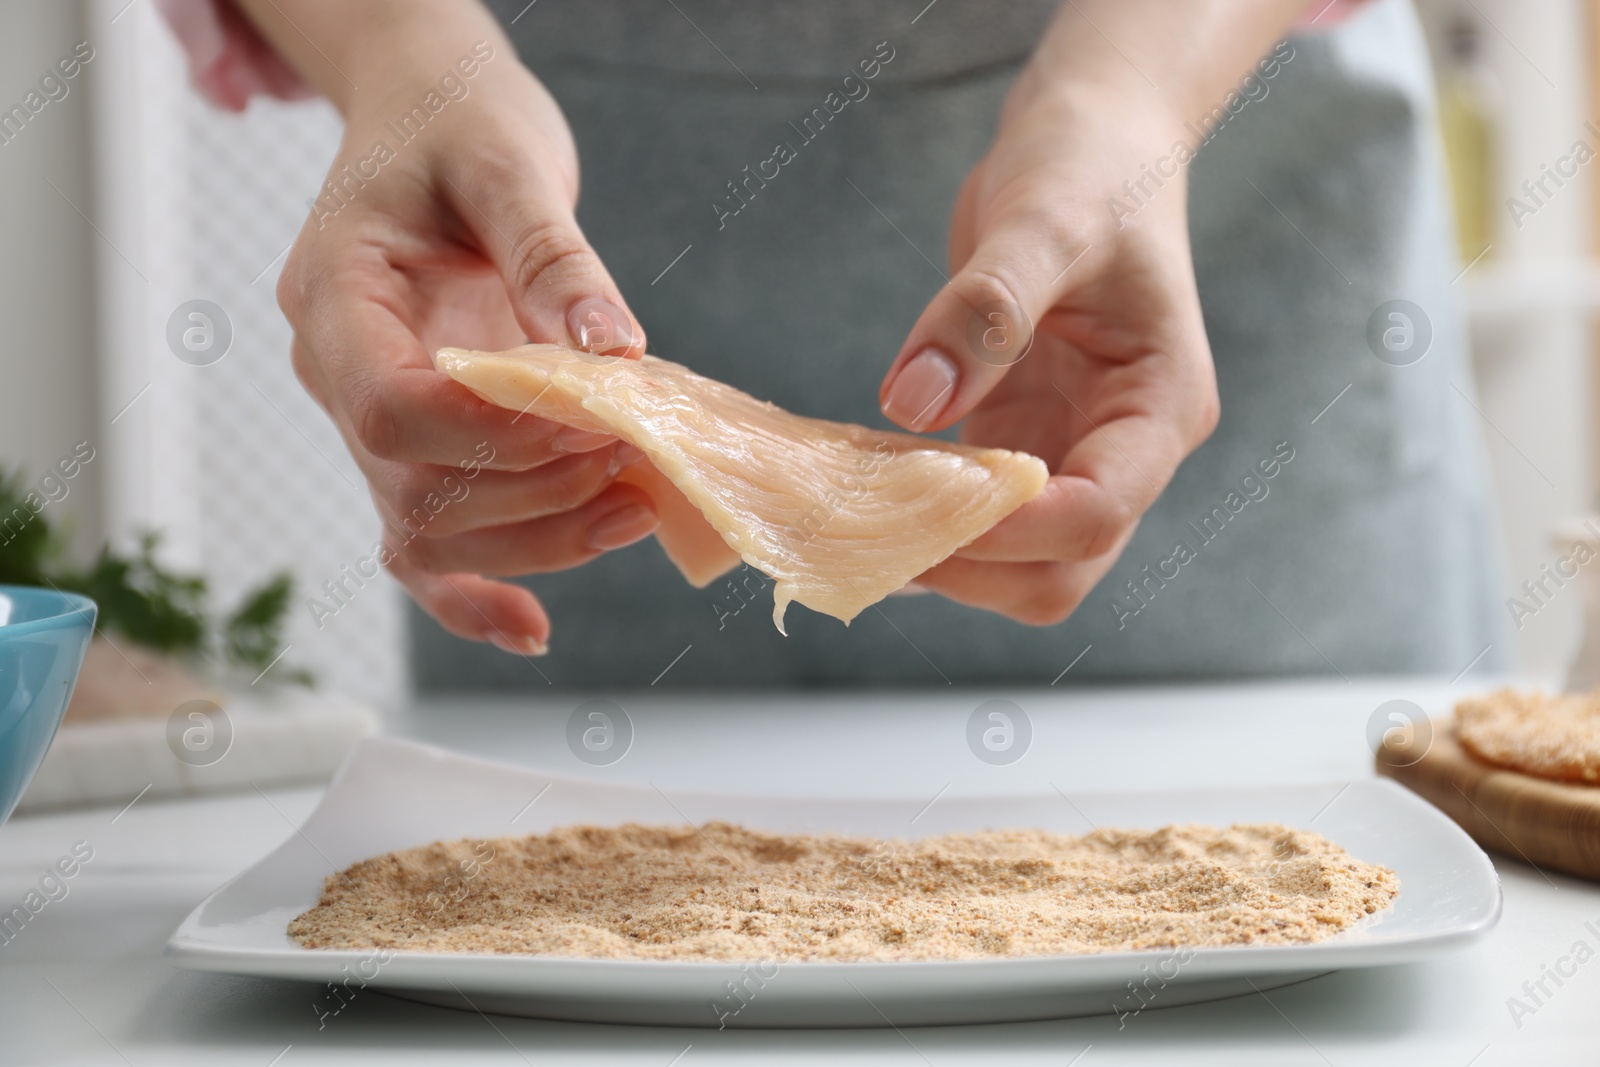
1377,730,1600,882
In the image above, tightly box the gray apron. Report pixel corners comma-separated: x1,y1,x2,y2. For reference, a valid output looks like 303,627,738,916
412,0,1511,689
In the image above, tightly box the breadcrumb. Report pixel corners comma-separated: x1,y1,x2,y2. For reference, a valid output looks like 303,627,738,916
1457,688,1600,784
289,822,1397,961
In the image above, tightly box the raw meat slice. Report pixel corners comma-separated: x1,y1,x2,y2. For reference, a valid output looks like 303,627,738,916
436,344,1049,631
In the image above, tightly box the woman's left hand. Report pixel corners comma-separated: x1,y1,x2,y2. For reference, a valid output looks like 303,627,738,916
877,68,1220,626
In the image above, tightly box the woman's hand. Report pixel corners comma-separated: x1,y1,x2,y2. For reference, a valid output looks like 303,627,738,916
879,0,1303,625
261,5,655,654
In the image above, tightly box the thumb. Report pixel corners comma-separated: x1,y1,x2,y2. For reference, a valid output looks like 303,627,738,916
879,221,1073,432
443,171,645,358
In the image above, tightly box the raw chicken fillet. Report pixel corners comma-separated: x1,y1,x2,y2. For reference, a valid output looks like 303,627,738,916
436,345,1049,631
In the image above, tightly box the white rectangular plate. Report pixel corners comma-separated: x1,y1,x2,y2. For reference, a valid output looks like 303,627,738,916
166,737,1500,1028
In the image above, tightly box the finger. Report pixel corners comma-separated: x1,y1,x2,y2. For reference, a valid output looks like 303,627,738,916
961,337,1216,564
439,157,646,360
372,446,640,540
385,556,552,655
288,269,605,470
918,543,1129,628
924,515,1136,624
880,216,1086,432
914,557,1096,627
956,417,1173,565
953,477,1122,563
392,483,658,577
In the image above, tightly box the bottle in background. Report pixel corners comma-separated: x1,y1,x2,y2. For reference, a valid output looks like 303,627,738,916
1438,13,1499,262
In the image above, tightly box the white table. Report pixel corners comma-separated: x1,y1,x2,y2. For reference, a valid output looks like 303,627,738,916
1,678,1593,1065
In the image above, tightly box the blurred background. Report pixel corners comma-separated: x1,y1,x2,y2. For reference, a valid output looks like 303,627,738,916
1,0,1595,717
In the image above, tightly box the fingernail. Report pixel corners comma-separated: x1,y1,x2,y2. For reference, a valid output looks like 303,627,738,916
554,426,616,453
882,347,959,431
586,503,657,551
489,631,548,657
613,442,645,466
567,297,636,355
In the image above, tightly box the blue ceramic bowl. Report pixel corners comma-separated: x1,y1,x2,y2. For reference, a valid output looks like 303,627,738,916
0,585,95,825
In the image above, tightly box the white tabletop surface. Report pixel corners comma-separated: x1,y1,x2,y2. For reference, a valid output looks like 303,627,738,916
1,676,1593,1065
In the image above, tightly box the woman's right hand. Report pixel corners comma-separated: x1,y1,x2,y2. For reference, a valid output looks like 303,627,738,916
270,12,656,656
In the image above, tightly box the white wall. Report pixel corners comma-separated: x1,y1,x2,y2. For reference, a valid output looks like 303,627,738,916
89,0,409,712
0,0,408,713
1419,0,1598,682
0,0,102,560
